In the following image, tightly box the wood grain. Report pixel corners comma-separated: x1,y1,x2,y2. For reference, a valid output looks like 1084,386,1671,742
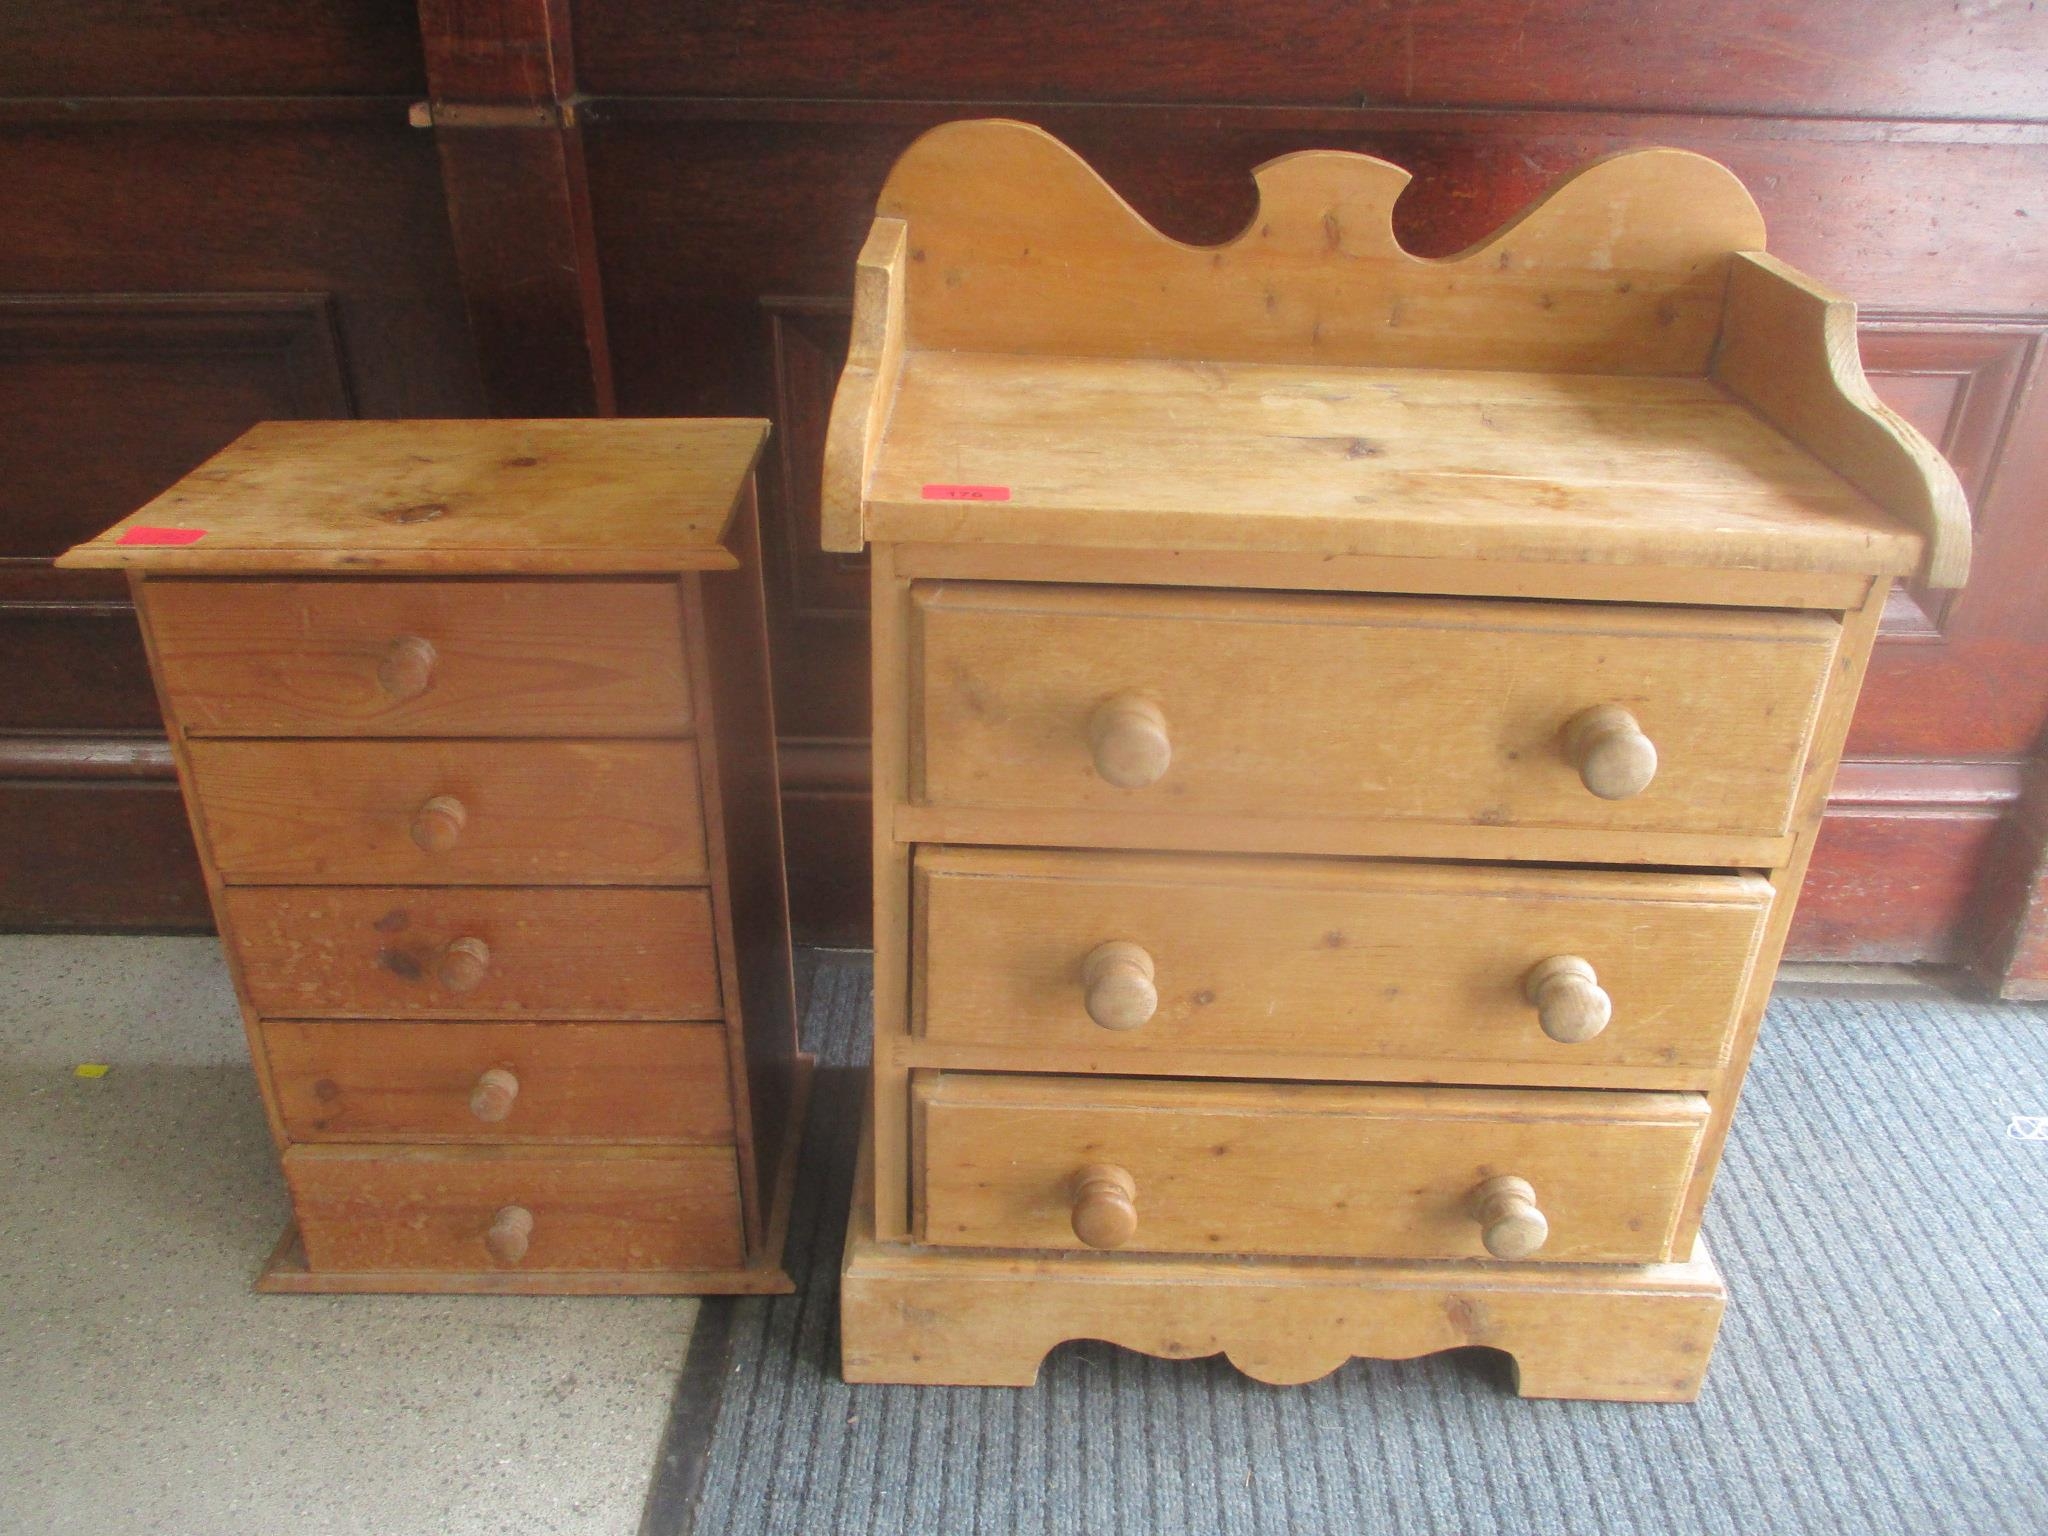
913,1072,1708,1265
262,1019,735,1143
284,1144,745,1272
139,578,692,737
913,848,1770,1085
57,419,767,573
875,122,1764,374
190,739,708,885
221,886,720,1020
913,581,1839,843
860,352,1921,574
1714,253,1969,587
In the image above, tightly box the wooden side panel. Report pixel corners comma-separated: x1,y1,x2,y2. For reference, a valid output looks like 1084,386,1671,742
263,1019,735,1143
190,739,707,886
221,886,721,1020
914,1073,1709,1266
285,1145,745,1272
913,848,1770,1086
144,578,691,737
685,485,800,1248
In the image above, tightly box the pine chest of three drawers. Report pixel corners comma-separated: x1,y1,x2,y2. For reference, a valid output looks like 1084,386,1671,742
824,121,1968,1398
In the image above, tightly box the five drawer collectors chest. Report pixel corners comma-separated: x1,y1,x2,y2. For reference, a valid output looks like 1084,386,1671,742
60,419,808,1294
822,122,1969,1398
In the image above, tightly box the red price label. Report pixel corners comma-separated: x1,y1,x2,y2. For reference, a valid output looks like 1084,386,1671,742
921,484,1011,502
116,526,208,546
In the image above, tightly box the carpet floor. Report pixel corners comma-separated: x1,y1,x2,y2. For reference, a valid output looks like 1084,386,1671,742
663,956,2048,1536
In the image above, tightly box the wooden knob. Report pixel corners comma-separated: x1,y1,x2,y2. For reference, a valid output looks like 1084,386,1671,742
1070,1164,1138,1250
1523,955,1612,1044
1081,941,1157,1030
1562,705,1657,799
410,794,467,854
485,1204,533,1264
469,1067,519,1123
1088,693,1171,788
435,936,491,993
1471,1175,1548,1260
376,634,437,701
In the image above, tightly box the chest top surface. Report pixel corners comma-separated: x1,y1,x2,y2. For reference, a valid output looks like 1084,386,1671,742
58,418,770,576
822,120,1968,589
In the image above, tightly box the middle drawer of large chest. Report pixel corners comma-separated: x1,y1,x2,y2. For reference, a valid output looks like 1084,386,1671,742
913,847,1770,1092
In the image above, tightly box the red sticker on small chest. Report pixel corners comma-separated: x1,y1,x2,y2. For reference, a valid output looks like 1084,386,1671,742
921,484,1011,502
116,526,207,546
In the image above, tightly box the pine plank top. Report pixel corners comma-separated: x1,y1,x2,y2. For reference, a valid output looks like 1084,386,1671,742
863,351,1924,576
58,419,770,574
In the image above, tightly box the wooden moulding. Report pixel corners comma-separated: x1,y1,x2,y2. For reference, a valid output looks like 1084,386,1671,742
820,119,1967,589
840,1115,1724,1400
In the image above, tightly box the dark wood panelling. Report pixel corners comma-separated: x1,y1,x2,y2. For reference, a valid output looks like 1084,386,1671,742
8,4,2046,962
570,2,2048,121
0,113,479,930
0,1,425,97
419,0,613,415
1786,761,2017,964
0,779,209,931
1968,763,2048,998
0,295,351,572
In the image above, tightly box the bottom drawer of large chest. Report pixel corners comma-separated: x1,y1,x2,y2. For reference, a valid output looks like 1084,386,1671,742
912,1073,1707,1266
284,1145,745,1273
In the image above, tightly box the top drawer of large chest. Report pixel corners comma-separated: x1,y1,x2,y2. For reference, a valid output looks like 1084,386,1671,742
143,579,692,738
909,582,1838,858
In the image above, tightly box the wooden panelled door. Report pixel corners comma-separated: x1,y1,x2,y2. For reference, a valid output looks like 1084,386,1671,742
3,0,2045,992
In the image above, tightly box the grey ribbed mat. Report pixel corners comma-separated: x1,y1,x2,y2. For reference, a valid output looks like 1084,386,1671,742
658,957,2048,1536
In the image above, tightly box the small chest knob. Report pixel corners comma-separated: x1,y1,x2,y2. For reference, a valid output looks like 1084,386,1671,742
469,1067,519,1123
485,1204,533,1264
1563,704,1658,800
1081,941,1158,1031
435,936,491,993
1523,955,1612,1044
1088,694,1171,788
376,634,438,702
1471,1175,1548,1260
1070,1163,1139,1250
410,794,468,854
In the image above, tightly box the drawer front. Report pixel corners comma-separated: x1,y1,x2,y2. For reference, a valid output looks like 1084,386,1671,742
144,579,691,737
914,1073,1708,1265
913,582,1837,844
264,1020,734,1143
192,740,707,886
223,887,720,1020
285,1146,745,1272
915,848,1771,1086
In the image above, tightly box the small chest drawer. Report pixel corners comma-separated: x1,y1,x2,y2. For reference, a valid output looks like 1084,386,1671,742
191,739,707,886
144,578,692,737
915,847,1771,1087
284,1145,745,1273
914,1073,1708,1265
912,582,1837,848
264,1020,735,1143
222,887,721,1020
